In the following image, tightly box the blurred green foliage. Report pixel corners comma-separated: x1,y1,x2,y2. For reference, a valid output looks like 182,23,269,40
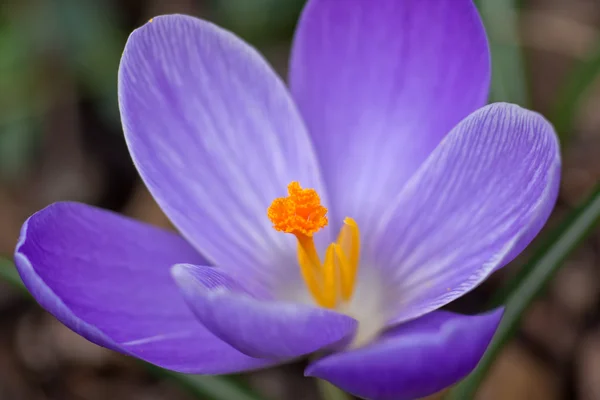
475,0,530,106
0,7,43,179
0,0,124,180
552,43,600,144
52,0,124,121
212,0,304,44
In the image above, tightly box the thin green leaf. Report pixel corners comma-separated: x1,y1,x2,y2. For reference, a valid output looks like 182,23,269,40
552,42,600,143
0,257,27,292
316,379,351,400
475,0,529,105
146,366,263,400
446,183,600,399
0,257,264,400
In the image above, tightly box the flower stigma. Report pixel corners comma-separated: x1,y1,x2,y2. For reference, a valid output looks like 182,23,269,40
267,182,360,309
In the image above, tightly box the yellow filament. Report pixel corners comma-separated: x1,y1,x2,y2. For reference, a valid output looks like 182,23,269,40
296,234,325,305
336,217,360,301
294,221,361,308
322,244,339,309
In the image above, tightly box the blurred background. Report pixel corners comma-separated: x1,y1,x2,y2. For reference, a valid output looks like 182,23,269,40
0,0,599,399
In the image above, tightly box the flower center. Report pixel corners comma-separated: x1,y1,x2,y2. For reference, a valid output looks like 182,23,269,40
267,182,360,309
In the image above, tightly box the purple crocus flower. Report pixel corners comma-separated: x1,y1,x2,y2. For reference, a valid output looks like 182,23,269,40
14,1,560,399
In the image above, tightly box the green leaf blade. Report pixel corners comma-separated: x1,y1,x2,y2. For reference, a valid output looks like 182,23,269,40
447,183,600,399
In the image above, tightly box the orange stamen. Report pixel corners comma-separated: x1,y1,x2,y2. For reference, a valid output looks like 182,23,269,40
267,182,360,309
267,181,328,236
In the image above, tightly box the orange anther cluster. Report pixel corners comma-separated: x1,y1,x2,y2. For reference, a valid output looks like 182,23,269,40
267,181,328,237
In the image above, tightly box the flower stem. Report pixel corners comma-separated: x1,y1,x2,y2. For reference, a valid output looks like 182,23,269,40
316,379,351,400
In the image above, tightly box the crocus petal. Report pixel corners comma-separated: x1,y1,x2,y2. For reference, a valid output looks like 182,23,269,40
119,15,326,288
289,0,490,234
172,263,358,359
306,309,503,400
15,202,272,373
373,103,560,325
